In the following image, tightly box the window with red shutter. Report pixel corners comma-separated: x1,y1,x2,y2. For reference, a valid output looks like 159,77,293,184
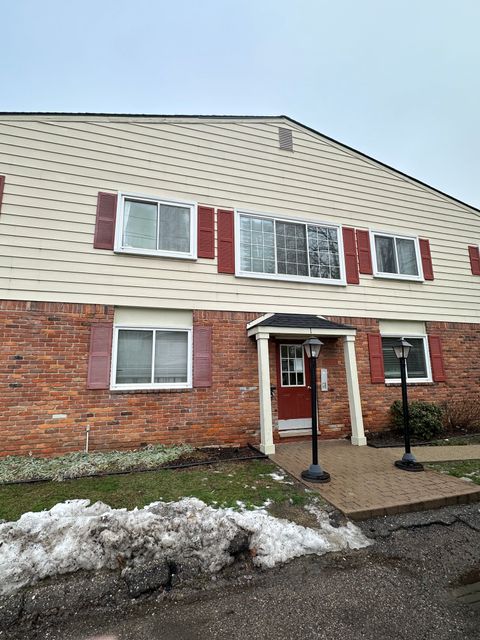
355,229,373,274
428,335,446,382
367,334,385,383
217,209,235,273
342,227,360,284
193,326,212,387
197,206,215,258
419,238,434,280
94,192,118,250
87,324,113,389
468,245,480,275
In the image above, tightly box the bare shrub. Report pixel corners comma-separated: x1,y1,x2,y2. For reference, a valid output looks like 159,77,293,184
441,393,480,433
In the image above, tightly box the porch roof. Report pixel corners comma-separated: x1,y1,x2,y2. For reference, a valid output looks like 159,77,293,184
247,313,356,338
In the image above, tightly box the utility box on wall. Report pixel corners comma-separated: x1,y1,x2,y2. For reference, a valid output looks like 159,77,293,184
321,368,328,391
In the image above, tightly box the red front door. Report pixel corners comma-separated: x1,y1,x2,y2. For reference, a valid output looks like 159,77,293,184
276,343,312,431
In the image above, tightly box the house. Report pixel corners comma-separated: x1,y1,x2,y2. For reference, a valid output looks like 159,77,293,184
0,113,479,457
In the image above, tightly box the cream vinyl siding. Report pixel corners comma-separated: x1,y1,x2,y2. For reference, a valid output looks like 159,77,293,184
0,115,479,323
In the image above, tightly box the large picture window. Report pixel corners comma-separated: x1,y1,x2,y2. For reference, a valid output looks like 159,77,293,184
237,212,343,283
112,327,192,389
381,336,431,383
372,231,422,280
115,194,196,259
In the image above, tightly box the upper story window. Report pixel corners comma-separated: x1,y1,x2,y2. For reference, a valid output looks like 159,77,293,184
236,211,345,285
115,193,197,259
371,231,422,280
381,336,431,383
111,326,192,390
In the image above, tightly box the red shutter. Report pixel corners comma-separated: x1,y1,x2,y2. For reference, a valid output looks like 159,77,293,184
355,229,373,274
342,227,359,284
0,175,5,213
197,206,215,258
193,326,212,387
419,238,434,280
87,323,113,389
217,209,235,273
367,334,385,383
94,192,118,250
428,335,446,382
468,245,480,275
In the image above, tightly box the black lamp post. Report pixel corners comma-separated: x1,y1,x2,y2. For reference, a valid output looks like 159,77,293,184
393,338,424,472
301,338,331,483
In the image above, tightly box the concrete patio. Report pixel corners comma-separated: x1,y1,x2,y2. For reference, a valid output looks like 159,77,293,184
271,441,480,520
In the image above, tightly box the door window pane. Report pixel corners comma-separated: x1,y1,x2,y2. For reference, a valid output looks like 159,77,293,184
123,200,157,249
154,331,188,383
375,235,397,273
158,204,191,253
396,238,418,276
280,344,305,386
116,330,153,384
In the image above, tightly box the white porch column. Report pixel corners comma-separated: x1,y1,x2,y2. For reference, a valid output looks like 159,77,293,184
256,333,275,455
343,335,367,446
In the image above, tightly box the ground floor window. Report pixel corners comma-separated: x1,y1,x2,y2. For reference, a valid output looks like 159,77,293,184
111,327,192,389
381,336,431,383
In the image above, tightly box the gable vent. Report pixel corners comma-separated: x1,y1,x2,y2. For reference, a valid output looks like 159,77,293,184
278,127,293,151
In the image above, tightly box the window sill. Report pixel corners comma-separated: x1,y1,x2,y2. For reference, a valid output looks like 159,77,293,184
385,381,434,387
114,247,197,261
373,273,424,283
235,271,346,287
110,388,193,395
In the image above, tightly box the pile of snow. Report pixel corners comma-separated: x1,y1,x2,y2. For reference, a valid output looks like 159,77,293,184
0,498,371,596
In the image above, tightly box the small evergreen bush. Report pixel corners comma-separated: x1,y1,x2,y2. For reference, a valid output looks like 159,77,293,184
390,400,444,441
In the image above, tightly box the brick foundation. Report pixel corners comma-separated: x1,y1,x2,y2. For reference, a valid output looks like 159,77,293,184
1,301,479,457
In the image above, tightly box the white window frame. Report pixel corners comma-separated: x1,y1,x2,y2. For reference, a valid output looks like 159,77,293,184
234,209,346,286
279,343,307,388
114,192,197,260
110,325,193,390
381,334,432,384
370,230,423,281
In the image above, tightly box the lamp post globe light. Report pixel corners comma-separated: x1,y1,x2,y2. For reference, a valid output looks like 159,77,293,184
393,338,424,472
301,338,331,483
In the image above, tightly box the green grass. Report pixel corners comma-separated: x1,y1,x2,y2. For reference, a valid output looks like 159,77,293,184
427,459,480,484
0,459,311,523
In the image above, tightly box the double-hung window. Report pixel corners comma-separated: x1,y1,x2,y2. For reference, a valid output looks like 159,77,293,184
381,336,431,383
237,212,344,284
111,327,192,390
115,193,197,259
371,231,422,280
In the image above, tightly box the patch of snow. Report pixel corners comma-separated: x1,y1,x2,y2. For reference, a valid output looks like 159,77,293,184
0,498,371,596
460,476,474,482
268,472,286,482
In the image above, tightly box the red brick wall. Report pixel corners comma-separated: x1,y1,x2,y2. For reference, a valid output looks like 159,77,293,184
0,302,260,457
330,316,480,434
1,301,479,457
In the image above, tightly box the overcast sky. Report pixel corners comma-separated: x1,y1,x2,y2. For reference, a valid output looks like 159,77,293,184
1,0,479,208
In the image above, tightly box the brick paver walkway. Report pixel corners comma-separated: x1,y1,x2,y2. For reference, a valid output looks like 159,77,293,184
271,441,480,520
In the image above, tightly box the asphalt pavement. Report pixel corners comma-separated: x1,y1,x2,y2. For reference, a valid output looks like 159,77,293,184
9,504,480,640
